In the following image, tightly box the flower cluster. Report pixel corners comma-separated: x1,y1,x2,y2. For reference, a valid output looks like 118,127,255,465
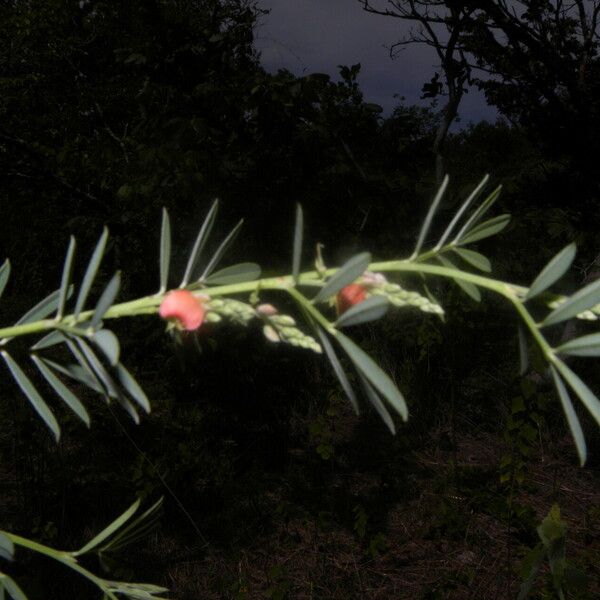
257,304,322,353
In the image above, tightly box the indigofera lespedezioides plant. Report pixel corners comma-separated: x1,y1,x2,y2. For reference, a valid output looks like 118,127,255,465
2,175,600,598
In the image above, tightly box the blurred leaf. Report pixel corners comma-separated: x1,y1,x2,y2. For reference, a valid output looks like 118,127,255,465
517,544,545,600
518,325,528,375
452,247,491,272
0,259,11,300
550,365,586,465
313,252,371,303
92,330,120,366
115,363,151,414
458,214,510,245
14,286,73,326
32,355,90,427
553,359,600,427
412,175,448,258
75,227,108,317
30,330,65,351
91,272,121,329
437,256,481,301
542,278,600,326
336,296,389,328
292,204,303,284
199,219,244,281
358,373,395,434
557,332,600,357
57,236,76,319
316,328,359,415
181,199,218,287
0,533,14,561
159,207,171,293
1,351,60,441
0,574,28,600
453,184,502,243
437,174,489,249
335,331,407,421
74,499,141,556
204,262,261,285
525,243,576,301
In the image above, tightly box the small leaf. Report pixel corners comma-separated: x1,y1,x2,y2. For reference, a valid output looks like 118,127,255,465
32,355,91,427
437,256,481,301
316,328,359,415
1,574,28,600
91,272,121,329
336,296,389,328
30,330,65,351
313,252,371,304
57,236,76,319
199,219,244,281
436,175,489,249
335,331,407,421
518,325,528,376
0,259,11,300
92,330,120,366
452,247,491,272
14,286,74,326
358,373,395,433
525,243,576,301
411,175,449,258
41,358,105,397
75,227,109,317
0,533,14,561
453,184,502,244
204,262,261,285
292,204,303,284
115,363,151,414
1,351,60,441
550,365,586,466
542,278,600,327
553,359,600,427
74,499,141,556
457,214,510,245
557,332,600,357
159,207,171,293
181,199,218,287
74,338,120,399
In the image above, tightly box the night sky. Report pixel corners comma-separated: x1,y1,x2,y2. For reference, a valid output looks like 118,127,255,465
255,0,498,125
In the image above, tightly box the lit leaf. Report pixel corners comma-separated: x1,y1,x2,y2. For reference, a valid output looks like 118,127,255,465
14,286,74,326
557,332,600,357
41,358,105,397
542,278,600,327
181,199,218,287
412,175,449,258
313,252,371,304
57,236,76,319
159,207,171,294
92,329,120,366
0,533,14,561
550,365,586,466
335,331,407,421
204,262,261,285
32,355,90,427
525,243,576,301
437,256,481,302
115,363,151,414
1,351,60,441
518,325,528,376
30,330,65,351
0,574,28,600
316,328,359,415
91,271,121,329
292,203,303,284
457,214,510,246
74,338,120,400
75,227,108,317
0,259,11,300
199,219,244,280
336,296,389,328
452,247,491,272
453,185,502,244
358,373,395,434
74,499,141,556
553,359,600,427
436,174,489,249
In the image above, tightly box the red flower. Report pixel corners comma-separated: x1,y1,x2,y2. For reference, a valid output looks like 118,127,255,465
159,290,206,331
336,283,367,315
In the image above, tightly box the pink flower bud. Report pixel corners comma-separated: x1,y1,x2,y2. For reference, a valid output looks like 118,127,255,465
159,290,206,331
336,283,367,315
